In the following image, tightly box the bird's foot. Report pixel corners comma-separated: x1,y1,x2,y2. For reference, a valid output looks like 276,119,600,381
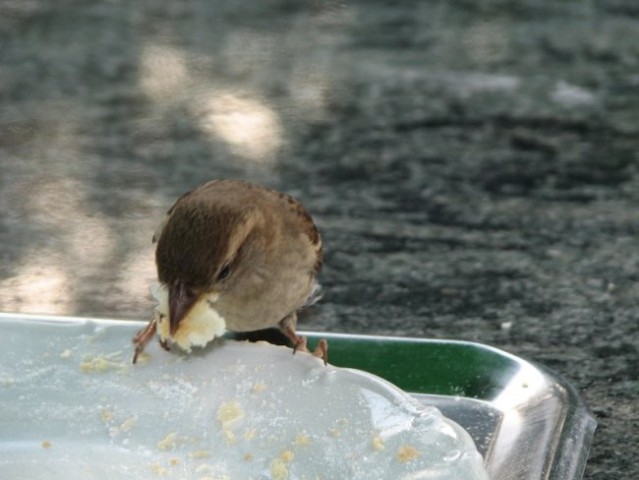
292,334,308,354
290,334,328,365
279,313,328,365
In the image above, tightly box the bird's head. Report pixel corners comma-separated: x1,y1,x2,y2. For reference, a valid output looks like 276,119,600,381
154,201,263,336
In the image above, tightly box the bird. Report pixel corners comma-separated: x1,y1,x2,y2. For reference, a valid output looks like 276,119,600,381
132,179,327,364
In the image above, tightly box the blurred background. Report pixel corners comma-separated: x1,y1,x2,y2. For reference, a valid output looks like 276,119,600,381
1,1,638,478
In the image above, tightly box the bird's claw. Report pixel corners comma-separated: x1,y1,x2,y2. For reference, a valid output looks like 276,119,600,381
313,338,329,366
292,335,328,365
292,335,307,354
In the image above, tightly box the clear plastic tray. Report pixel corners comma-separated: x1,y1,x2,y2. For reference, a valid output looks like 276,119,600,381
0,313,595,479
298,331,597,480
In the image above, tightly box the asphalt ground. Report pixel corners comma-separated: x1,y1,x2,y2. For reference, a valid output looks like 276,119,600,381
1,2,638,478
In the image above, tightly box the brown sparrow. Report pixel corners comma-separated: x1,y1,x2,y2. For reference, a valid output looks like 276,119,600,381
132,179,327,363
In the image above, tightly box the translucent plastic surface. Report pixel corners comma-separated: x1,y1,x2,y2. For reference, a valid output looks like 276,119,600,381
0,315,488,480
0,314,595,479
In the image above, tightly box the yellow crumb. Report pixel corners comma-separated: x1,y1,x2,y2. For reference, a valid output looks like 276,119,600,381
217,400,244,445
328,428,341,438
100,409,114,423
217,401,244,425
120,417,136,432
243,453,253,461
223,428,236,445
397,444,421,463
244,429,256,440
280,450,294,463
269,450,295,480
157,432,179,451
80,356,127,374
372,435,385,451
294,433,311,446
42,440,52,449
251,382,267,393
150,463,169,476
270,459,289,480
169,458,180,466
190,450,212,459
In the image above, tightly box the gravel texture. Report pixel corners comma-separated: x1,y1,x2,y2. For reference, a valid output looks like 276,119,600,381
1,1,638,478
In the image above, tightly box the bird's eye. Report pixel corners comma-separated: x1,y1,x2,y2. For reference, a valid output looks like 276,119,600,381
217,264,231,281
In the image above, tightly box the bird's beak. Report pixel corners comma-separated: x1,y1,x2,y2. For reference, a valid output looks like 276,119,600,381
168,282,199,335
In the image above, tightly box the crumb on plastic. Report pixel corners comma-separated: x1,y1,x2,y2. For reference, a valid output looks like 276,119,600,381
80,355,127,374
190,450,212,459
372,435,385,451
251,382,267,393
150,462,169,476
157,432,179,451
270,450,294,480
397,444,421,463
294,433,311,446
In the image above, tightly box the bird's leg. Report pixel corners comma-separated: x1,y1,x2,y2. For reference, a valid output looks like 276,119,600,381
278,313,328,365
279,312,305,352
132,316,158,364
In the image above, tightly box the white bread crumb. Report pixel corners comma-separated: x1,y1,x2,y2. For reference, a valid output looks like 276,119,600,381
151,282,226,352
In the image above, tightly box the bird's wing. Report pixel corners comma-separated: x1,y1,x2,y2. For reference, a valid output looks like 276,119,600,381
279,191,323,274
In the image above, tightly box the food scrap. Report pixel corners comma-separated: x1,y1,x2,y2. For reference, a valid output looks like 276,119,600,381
157,432,180,451
397,444,421,463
